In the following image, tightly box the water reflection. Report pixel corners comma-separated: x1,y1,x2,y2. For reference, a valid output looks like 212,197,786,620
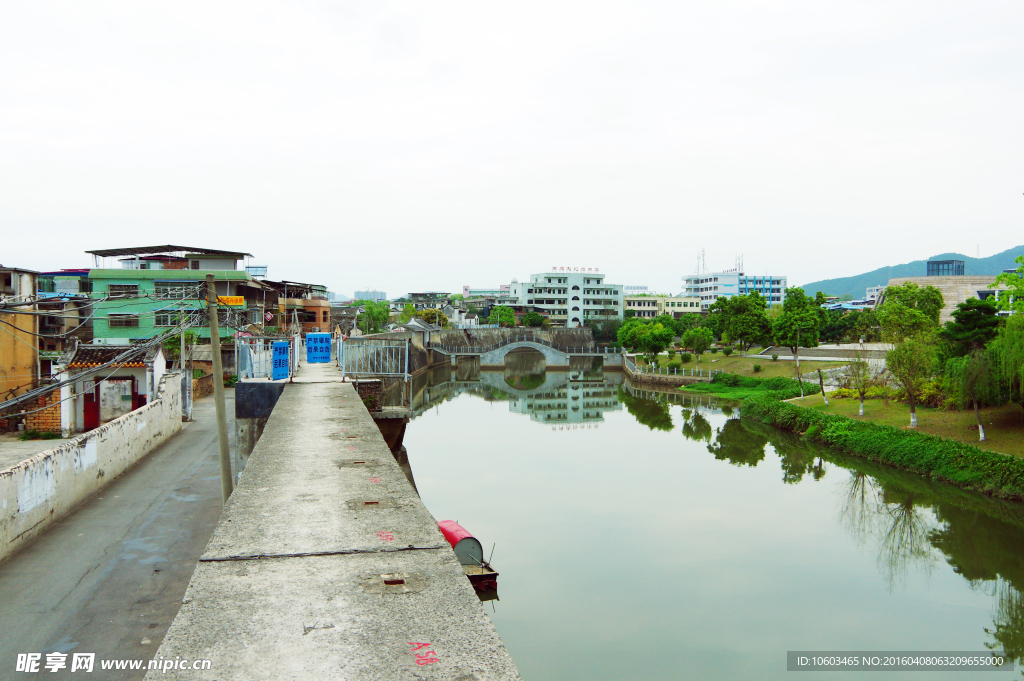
401,366,1024,674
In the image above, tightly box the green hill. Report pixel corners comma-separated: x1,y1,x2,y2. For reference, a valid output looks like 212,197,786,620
799,246,1024,298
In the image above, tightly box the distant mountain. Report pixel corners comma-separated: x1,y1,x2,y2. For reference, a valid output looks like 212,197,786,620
798,246,1024,298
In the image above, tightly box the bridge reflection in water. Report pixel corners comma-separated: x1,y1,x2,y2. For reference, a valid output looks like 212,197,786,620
391,361,1024,679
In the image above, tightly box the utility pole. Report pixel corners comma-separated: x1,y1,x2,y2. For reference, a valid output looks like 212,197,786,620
179,298,190,421
206,274,233,501
796,326,804,399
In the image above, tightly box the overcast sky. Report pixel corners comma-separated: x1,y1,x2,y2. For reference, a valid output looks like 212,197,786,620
2,1,1022,297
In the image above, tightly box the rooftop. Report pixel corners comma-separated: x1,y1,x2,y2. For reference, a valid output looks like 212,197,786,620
85,245,253,258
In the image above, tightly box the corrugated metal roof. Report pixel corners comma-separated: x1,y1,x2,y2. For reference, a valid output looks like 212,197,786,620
85,245,253,258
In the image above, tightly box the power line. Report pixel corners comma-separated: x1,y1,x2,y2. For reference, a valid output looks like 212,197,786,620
0,318,203,415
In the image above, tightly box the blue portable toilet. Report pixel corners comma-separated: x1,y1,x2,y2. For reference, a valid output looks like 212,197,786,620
306,332,332,364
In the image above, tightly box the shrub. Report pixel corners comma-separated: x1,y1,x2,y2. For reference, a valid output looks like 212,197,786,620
680,352,692,363
722,347,733,356
667,360,682,371
710,347,719,354
753,364,762,373
771,354,779,361
689,373,820,400
667,349,676,359
224,374,239,388
714,373,742,387
19,429,62,441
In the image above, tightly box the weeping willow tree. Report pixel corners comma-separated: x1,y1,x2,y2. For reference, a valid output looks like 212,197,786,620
945,348,1001,442
986,581,1024,662
991,315,1024,422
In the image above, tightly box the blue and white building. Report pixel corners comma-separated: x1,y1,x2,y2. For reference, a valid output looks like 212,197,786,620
682,269,787,310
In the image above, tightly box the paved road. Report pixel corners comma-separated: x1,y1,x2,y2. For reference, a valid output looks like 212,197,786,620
0,394,230,679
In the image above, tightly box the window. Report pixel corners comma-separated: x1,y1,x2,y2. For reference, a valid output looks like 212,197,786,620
155,312,176,326
107,314,139,328
108,284,139,296
155,282,194,299
191,260,200,270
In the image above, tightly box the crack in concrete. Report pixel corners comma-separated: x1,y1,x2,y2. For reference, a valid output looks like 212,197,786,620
199,544,448,562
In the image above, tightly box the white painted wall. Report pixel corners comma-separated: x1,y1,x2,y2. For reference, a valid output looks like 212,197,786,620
0,372,182,562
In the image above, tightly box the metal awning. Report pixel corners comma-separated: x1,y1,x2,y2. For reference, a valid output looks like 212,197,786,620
85,245,253,258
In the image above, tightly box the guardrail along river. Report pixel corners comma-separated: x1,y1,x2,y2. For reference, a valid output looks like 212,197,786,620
402,365,1024,680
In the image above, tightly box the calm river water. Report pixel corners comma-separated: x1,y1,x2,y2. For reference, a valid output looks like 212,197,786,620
401,363,1024,680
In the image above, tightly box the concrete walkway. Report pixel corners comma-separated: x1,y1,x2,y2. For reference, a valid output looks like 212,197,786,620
0,433,74,471
149,359,520,679
0,394,230,680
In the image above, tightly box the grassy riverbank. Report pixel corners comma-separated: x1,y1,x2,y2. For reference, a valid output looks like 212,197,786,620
644,354,846,379
742,394,1024,501
789,395,1024,458
682,374,821,401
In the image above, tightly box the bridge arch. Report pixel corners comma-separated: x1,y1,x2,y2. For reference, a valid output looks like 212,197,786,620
478,341,570,367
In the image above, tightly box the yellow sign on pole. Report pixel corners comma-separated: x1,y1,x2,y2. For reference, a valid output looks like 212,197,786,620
217,296,245,307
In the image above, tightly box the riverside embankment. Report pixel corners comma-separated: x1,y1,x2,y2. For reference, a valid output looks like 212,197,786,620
742,394,1024,501
147,361,520,680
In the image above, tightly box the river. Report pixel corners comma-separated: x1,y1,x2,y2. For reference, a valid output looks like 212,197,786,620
401,362,1024,680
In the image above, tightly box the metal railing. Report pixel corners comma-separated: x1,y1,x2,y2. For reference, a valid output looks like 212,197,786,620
427,333,622,355
236,335,298,380
624,354,724,379
340,337,410,378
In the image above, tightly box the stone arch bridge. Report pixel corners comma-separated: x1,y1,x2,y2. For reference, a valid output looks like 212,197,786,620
427,337,623,368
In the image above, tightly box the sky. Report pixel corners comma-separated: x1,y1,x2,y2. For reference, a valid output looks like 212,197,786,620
2,0,1022,298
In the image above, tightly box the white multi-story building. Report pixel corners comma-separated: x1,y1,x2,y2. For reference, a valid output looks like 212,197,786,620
865,286,884,304
506,270,623,327
682,269,787,310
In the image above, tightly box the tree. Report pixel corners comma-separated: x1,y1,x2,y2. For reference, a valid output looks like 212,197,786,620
589,318,622,343
450,293,464,301
990,315,1024,420
946,349,998,441
676,313,700,335
844,356,873,417
682,327,714,363
886,335,938,428
654,313,680,337
772,287,820,391
617,319,672,363
723,292,772,355
487,305,516,327
882,281,945,324
617,318,647,351
941,297,1001,356
522,311,545,327
398,304,415,323
991,255,1024,314
357,300,390,332
417,308,448,328
636,323,674,364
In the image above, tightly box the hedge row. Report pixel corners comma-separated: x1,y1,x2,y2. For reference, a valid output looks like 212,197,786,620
741,394,1024,500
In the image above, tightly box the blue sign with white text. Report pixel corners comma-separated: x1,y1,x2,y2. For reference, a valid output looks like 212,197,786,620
306,333,332,364
272,341,290,380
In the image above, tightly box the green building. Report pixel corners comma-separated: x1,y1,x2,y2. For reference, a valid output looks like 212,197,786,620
84,246,271,345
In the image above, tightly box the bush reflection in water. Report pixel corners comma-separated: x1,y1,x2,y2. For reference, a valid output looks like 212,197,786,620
646,388,1024,661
